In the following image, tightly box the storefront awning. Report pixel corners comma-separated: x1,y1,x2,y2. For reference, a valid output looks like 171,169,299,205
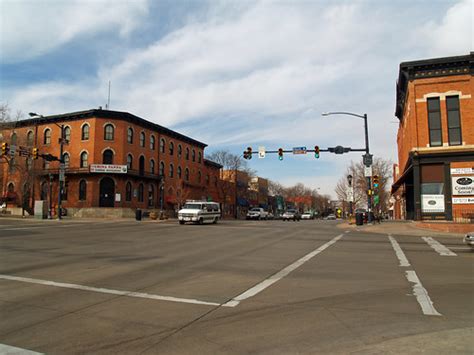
391,164,413,194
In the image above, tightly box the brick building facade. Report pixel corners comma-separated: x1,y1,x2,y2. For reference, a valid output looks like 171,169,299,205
0,109,222,217
391,53,474,221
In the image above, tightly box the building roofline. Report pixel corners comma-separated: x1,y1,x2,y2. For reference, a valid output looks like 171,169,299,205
4,108,208,148
395,52,473,120
204,159,223,169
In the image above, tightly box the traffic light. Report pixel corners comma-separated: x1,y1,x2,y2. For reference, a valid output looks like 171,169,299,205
373,175,379,188
32,148,39,159
1,142,9,156
314,145,320,159
278,148,283,161
243,146,252,160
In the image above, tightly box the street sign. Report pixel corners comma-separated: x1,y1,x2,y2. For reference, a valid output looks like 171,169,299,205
59,170,65,182
258,146,265,159
9,145,16,158
347,187,354,202
292,146,307,155
363,153,373,167
364,166,372,177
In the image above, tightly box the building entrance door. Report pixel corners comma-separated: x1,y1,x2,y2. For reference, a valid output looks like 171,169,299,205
99,177,115,207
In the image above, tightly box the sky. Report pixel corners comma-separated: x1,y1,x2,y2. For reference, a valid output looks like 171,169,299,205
1,0,472,198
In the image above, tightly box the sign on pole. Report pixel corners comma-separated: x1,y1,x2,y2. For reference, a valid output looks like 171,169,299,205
258,146,265,159
292,146,307,155
9,145,16,158
347,187,354,202
364,166,372,177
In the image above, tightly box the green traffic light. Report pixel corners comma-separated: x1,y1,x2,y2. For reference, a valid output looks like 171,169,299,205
315,153,319,159
279,155,283,161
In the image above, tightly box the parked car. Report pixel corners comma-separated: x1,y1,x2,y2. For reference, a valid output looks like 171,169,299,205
301,212,314,220
246,207,269,220
325,214,337,220
267,212,275,220
464,231,474,250
282,209,301,221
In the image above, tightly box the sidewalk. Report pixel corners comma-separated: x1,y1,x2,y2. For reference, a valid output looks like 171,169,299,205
338,220,466,237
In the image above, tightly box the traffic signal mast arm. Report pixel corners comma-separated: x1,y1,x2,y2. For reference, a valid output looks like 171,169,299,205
244,147,366,155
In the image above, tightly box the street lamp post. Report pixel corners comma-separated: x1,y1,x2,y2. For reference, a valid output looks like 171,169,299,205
347,174,353,216
322,111,373,223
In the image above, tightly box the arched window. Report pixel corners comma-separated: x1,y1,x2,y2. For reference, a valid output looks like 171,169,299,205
185,168,189,181
169,164,174,178
7,182,14,193
140,132,145,147
127,128,133,144
81,124,89,140
79,180,87,201
169,142,174,155
198,152,202,163
177,166,182,179
139,156,145,176
63,153,70,168
27,131,34,146
64,126,71,142
148,185,155,207
178,144,182,157
127,154,133,170
150,159,155,174
159,161,165,176
150,135,155,150
192,149,196,162
44,129,51,144
160,138,165,153
197,170,201,183
138,183,144,202
126,182,132,201
206,174,210,185
103,149,114,164
104,124,114,140
185,147,189,160
80,152,88,168
11,133,17,145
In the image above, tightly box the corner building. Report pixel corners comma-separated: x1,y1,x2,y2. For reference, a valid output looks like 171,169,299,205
392,53,474,221
0,109,222,217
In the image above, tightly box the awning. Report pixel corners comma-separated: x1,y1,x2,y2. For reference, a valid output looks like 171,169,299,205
391,164,413,194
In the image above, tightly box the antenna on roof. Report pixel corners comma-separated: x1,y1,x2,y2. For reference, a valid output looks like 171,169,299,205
106,80,111,109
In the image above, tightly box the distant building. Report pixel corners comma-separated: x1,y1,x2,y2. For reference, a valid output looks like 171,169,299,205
391,53,474,222
0,108,222,217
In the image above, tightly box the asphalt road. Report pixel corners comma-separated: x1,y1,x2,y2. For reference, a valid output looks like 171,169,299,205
0,218,472,354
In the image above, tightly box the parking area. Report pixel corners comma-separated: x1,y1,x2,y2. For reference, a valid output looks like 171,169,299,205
0,218,472,354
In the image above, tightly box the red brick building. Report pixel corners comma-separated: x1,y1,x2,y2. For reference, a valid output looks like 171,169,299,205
0,108,222,217
392,53,474,221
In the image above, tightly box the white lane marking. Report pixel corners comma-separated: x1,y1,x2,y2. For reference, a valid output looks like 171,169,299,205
406,270,442,316
0,343,43,354
422,237,457,256
223,234,344,307
0,274,221,307
388,235,410,267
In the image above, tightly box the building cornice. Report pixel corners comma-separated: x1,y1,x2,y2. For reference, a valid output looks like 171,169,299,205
395,52,473,120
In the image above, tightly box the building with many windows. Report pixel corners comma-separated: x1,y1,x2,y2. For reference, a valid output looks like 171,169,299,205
0,108,222,217
391,53,474,221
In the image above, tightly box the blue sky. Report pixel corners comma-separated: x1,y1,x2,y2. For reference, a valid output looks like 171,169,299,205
1,0,471,197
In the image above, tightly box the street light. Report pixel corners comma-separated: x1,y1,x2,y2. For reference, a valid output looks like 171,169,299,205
322,111,373,223
29,112,65,220
347,174,353,216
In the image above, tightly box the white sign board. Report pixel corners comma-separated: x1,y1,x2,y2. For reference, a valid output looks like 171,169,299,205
90,164,128,173
347,187,354,202
258,146,265,159
451,167,473,175
451,176,474,196
364,166,372,177
115,193,121,202
452,197,474,204
421,194,445,213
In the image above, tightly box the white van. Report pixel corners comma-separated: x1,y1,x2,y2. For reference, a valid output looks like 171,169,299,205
178,201,221,225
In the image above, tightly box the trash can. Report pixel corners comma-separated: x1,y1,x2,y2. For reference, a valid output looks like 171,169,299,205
135,208,142,221
355,212,364,226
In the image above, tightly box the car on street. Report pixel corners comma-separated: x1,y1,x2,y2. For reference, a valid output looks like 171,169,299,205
282,209,301,221
301,212,314,220
178,201,221,225
325,214,337,220
246,207,269,220
464,231,474,249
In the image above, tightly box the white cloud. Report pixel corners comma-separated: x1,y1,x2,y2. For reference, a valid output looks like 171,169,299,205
0,0,150,63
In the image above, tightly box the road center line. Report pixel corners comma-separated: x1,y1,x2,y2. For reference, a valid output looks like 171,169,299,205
388,235,410,267
222,234,344,307
0,274,221,307
422,237,457,256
